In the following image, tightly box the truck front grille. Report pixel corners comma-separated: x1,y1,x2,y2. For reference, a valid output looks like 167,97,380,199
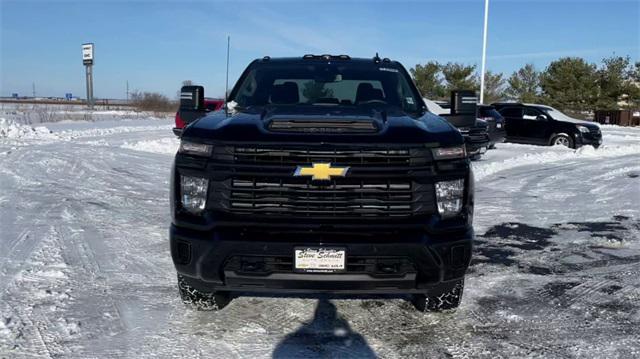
205,145,437,219
228,178,417,217
459,128,489,143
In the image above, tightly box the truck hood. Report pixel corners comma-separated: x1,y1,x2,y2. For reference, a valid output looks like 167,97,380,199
182,106,464,146
557,117,600,129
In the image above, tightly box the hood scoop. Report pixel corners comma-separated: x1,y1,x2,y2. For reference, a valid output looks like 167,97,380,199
268,118,378,134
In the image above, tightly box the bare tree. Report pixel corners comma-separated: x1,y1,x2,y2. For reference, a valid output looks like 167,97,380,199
130,91,178,113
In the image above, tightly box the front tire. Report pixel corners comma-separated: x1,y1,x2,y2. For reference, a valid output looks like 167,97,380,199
177,274,231,311
550,134,574,148
412,279,464,312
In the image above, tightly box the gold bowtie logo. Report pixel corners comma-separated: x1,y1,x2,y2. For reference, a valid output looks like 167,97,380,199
294,163,350,181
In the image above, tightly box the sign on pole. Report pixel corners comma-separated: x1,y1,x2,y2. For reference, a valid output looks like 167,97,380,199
82,43,94,65
82,43,95,109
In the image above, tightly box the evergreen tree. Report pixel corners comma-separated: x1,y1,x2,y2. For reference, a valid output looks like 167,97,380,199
302,81,333,103
624,61,640,109
505,64,540,103
442,62,478,92
540,57,598,114
482,71,506,104
409,61,446,100
596,56,632,110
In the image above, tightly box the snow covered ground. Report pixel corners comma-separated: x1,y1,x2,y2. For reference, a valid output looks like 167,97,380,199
0,116,639,358
0,103,170,125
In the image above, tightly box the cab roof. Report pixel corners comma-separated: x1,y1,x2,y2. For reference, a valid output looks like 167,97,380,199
256,54,399,66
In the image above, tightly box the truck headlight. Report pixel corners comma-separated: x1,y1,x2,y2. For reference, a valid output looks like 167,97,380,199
180,175,208,213
432,146,466,160
435,179,464,217
577,126,590,134
179,141,213,156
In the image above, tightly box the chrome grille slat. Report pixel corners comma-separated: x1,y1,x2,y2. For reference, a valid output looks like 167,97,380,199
228,178,417,217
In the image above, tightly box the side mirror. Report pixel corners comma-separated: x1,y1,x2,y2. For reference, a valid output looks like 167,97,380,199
450,90,477,116
445,90,477,128
180,86,205,110
536,115,547,121
178,86,208,130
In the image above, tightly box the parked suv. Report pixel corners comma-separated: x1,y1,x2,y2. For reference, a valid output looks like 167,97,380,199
492,103,602,148
170,55,475,312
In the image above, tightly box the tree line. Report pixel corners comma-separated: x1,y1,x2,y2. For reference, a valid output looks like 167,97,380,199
410,56,640,116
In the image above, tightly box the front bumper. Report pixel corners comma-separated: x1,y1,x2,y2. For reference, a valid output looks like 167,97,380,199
576,132,602,148
488,128,506,145
170,225,473,294
465,138,490,155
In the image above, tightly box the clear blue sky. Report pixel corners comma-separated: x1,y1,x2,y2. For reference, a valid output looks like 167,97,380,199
1,0,638,99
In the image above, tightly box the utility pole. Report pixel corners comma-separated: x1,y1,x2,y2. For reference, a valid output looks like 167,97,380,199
479,0,490,104
126,80,129,102
85,66,94,109
32,82,36,98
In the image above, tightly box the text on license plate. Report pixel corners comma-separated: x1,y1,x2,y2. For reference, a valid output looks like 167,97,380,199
294,247,346,272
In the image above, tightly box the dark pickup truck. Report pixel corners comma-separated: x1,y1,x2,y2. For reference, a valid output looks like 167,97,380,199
170,55,475,312
424,96,491,160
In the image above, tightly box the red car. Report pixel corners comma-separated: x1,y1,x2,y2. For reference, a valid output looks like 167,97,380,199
173,98,224,136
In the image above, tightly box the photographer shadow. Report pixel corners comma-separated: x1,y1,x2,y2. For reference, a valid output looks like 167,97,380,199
272,298,377,358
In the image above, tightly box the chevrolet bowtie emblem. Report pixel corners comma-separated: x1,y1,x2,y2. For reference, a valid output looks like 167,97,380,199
294,163,350,181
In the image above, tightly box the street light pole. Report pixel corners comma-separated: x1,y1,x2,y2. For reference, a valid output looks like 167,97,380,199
479,0,490,104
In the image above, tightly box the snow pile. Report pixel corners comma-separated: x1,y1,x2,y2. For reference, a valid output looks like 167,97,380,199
474,143,640,181
1,117,173,143
121,137,179,155
0,319,10,339
55,124,173,140
0,118,56,140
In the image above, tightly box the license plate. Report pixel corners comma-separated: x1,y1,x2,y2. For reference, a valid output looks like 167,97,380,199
294,247,346,273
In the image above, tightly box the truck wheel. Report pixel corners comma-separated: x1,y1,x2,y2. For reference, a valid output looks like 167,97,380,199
177,274,231,311
550,134,574,148
412,279,464,312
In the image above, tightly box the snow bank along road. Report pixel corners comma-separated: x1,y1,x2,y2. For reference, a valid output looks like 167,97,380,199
1,118,639,358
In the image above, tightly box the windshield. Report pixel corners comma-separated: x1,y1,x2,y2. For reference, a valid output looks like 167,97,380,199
423,98,448,115
230,61,423,115
541,106,580,122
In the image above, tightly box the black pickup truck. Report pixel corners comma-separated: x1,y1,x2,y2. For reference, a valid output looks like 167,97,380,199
170,55,475,312
424,97,491,160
